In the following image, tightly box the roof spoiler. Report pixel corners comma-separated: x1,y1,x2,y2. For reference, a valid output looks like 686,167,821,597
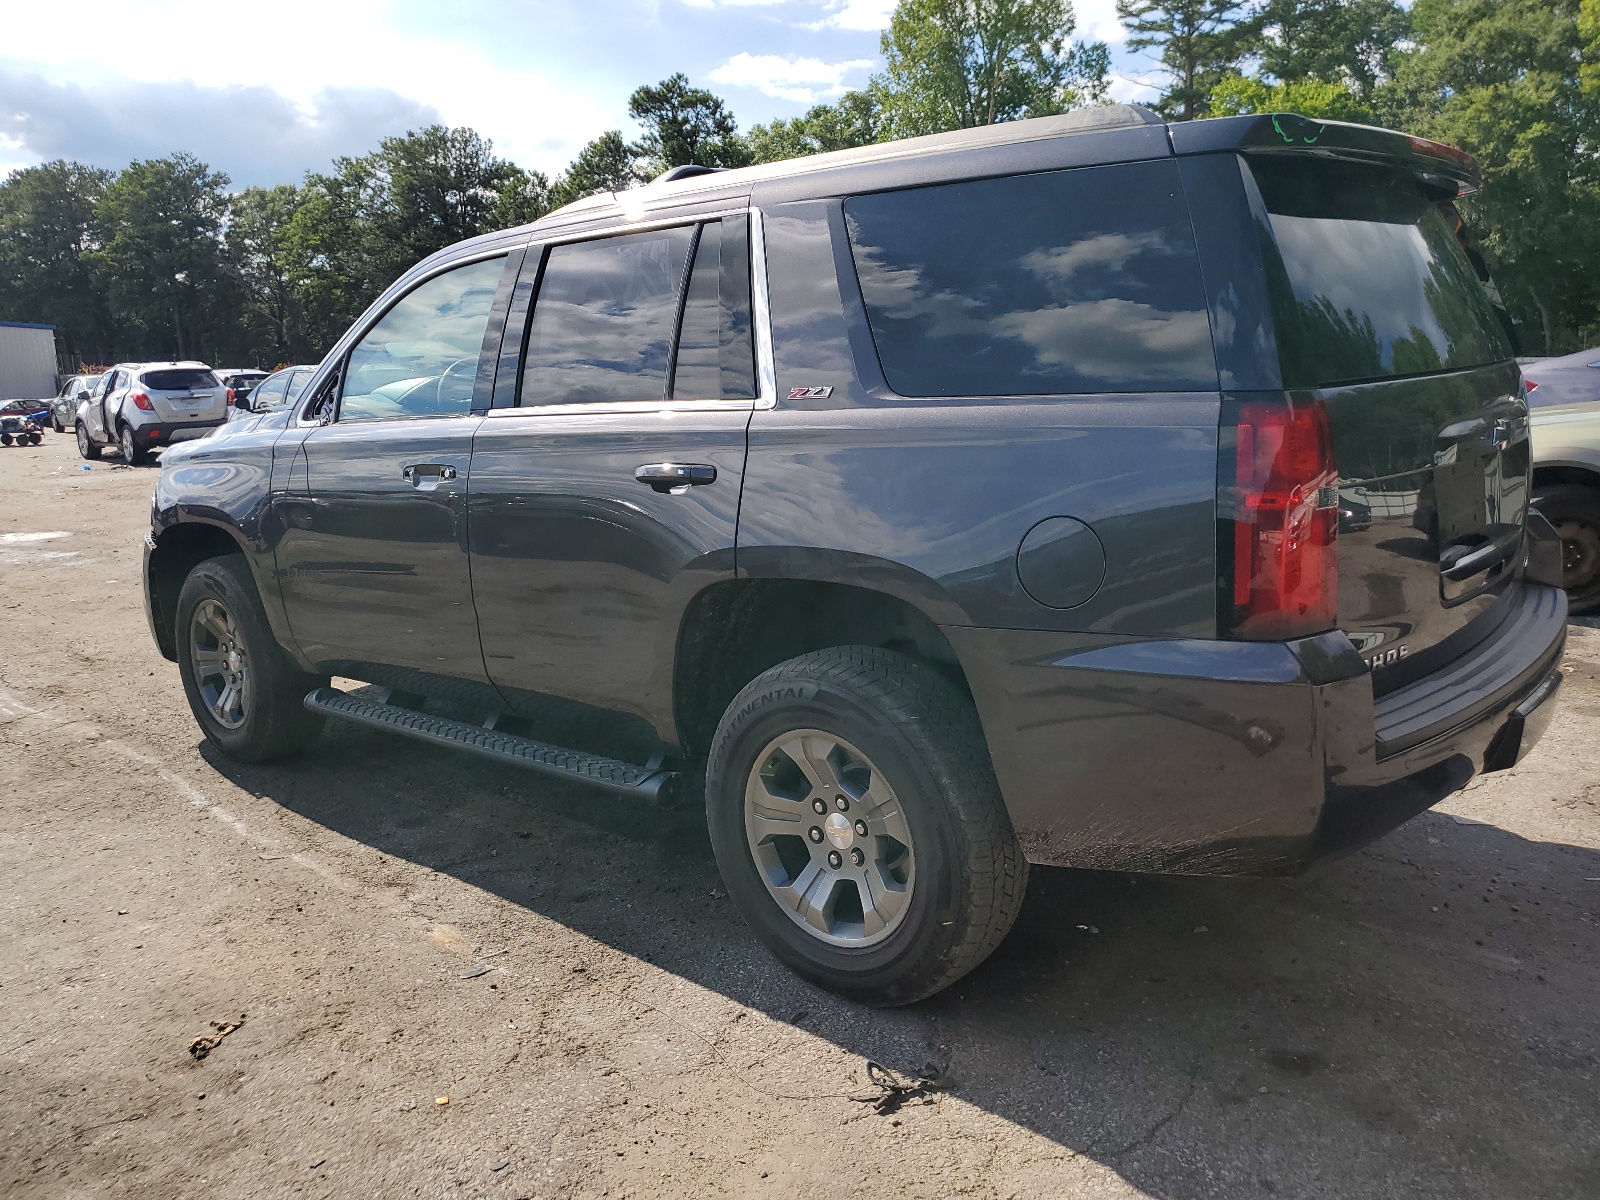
1169,113,1483,197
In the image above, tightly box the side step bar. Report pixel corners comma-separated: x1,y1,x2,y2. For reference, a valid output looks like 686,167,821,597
304,688,678,804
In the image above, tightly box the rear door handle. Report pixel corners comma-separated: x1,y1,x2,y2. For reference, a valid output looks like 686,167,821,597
635,462,716,493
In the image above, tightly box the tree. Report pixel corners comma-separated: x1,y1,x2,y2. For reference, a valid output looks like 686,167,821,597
748,91,886,164
1117,0,1253,120
494,168,555,228
1209,71,1373,120
226,184,312,366
1254,0,1410,97
0,160,115,363
96,154,235,362
376,126,523,265
550,132,645,208
1378,0,1600,353
876,0,1109,138
628,74,753,174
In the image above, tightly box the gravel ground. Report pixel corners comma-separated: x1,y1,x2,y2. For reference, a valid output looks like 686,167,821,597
2,431,1598,1200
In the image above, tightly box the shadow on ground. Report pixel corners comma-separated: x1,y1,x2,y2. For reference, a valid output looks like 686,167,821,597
201,717,1600,1199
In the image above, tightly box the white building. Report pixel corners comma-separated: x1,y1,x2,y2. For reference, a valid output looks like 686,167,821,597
0,321,59,399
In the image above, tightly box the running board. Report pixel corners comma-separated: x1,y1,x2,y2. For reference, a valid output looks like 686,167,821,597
304,688,678,804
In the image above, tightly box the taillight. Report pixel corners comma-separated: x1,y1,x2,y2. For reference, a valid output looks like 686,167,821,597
1223,399,1339,640
130,390,153,411
1524,379,1539,395
226,388,236,406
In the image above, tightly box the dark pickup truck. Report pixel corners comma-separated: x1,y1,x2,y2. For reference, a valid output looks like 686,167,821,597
144,105,1567,1005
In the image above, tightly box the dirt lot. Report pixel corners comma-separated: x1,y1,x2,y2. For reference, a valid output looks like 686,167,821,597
2,430,1598,1200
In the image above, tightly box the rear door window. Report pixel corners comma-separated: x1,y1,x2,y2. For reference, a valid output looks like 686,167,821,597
1247,156,1512,388
843,159,1216,397
522,228,695,406
670,220,757,400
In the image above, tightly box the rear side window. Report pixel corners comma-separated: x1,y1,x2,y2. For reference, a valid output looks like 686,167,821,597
1248,157,1512,388
844,160,1216,396
671,220,757,400
142,368,219,391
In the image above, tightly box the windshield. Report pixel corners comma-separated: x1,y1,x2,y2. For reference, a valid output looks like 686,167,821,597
1248,156,1512,389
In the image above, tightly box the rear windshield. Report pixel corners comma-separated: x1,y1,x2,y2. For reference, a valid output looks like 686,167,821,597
141,368,220,391
1248,157,1512,388
844,159,1216,396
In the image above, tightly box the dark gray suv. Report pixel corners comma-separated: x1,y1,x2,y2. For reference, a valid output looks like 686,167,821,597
142,106,1567,1004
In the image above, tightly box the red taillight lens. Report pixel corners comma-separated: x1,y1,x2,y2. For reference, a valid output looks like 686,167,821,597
226,387,236,406
1524,379,1539,395
130,390,153,411
1225,399,1339,640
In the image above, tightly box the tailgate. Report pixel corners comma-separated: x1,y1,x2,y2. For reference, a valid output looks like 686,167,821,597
1246,153,1527,685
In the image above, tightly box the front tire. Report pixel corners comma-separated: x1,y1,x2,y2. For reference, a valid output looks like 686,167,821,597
1533,483,1600,615
706,647,1027,1006
176,556,325,762
76,422,101,460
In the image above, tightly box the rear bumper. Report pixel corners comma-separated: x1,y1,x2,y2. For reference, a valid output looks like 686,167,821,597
947,581,1567,876
129,418,225,448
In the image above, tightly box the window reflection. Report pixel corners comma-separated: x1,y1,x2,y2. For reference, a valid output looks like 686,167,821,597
523,228,694,406
1250,158,1511,389
844,160,1216,396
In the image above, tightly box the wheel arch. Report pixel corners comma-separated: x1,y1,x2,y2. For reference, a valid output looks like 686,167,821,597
1532,460,1600,492
671,576,972,760
145,519,255,661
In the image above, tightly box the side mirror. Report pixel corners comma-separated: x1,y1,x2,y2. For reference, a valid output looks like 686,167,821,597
76,390,90,401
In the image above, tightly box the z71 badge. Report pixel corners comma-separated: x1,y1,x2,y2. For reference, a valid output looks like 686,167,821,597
787,386,834,400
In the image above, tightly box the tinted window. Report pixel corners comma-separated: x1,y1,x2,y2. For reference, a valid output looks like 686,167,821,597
671,221,757,400
844,160,1216,396
1249,157,1513,388
342,256,505,421
286,368,314,400
142,368,220,390
522,227,694,406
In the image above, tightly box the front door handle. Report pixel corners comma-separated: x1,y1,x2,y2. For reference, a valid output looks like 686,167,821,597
635,462,716,494
403,463,457,488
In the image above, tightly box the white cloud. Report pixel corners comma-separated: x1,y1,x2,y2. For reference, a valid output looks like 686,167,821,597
809,0,898,31
0,1,620,177
709,53,877,104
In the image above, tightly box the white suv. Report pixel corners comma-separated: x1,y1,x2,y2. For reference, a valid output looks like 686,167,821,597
76,361,229,464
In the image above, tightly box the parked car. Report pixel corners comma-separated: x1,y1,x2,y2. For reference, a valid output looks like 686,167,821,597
49,374,101,432
1523,348,1600,409
214,369,270,408
75,361,229,465
226,364,317,420
1531,400,1600,613
0,399,46,445
144,107,1567,1005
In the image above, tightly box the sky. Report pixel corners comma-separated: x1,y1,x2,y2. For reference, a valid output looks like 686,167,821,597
0,0,1161,190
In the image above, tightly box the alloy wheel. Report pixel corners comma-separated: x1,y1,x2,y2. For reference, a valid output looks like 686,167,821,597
189,598,252,730
743,729,915,947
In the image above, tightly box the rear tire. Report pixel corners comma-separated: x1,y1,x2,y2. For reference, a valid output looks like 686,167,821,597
1532,483,1600,615
176,555,325,762
706,646,1027,1006
119,423,147,466
76,422,101,460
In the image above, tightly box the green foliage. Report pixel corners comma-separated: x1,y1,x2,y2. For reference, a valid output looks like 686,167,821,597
1380,0,1600,352
1117,0,1254,119
0,160,114,361
748,91,886,164
493,169,555,229
95,154,237,362
877,0,1109,138
628,73,753,173
550,131,645,208
225,184,313,365
1254,0,1410,96
1209,71,1373,120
